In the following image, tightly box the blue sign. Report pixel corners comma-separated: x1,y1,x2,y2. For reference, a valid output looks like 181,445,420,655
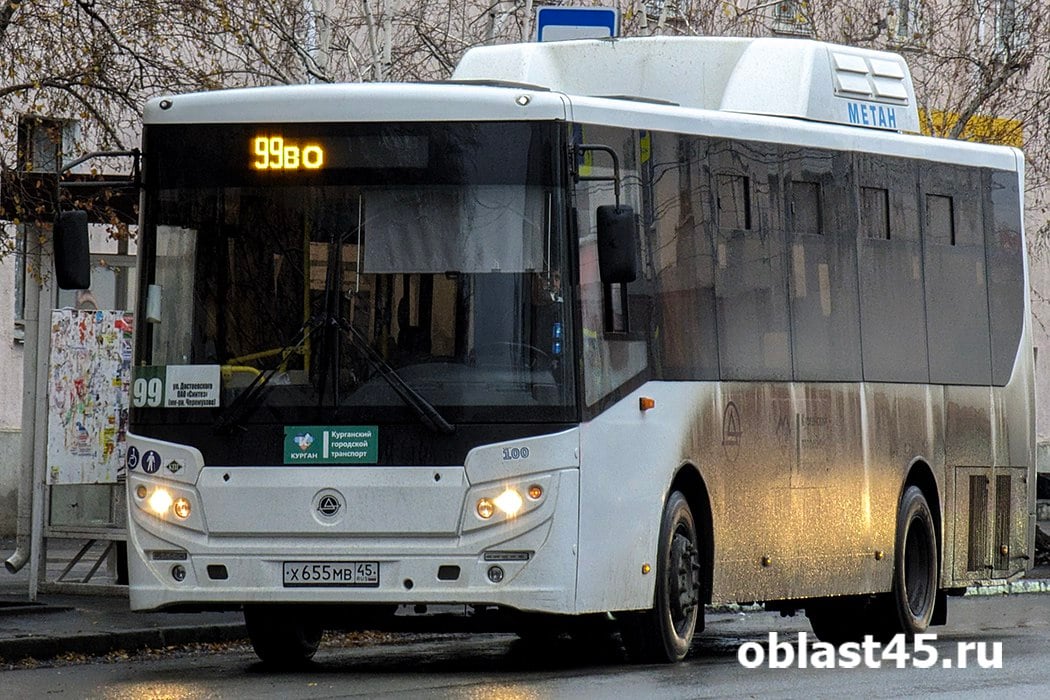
126,445,140,470
142,450,161,474
536,7,619,42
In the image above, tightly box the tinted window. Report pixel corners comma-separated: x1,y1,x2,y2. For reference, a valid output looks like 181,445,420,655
648,132,719,380
856,154,929,383
712,140,791,381
783,148,862,382
987,170,1024,385
573,124,649,408
921,164,990,385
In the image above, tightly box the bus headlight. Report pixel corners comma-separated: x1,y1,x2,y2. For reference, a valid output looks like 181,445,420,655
494,488,524,516
148,488,174,516
464,474,553,531
475,489,523,520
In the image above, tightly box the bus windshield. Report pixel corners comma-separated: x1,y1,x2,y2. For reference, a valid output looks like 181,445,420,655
135,122,575,426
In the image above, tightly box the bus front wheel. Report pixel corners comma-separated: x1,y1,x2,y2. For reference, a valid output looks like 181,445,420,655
244,604,323,668
621,490,702,663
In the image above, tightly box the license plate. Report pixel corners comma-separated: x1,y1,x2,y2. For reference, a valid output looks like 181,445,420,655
282,561,380,587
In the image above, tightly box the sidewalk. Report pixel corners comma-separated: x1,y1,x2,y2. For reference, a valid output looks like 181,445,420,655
0,537,244,663
0,530,1048,665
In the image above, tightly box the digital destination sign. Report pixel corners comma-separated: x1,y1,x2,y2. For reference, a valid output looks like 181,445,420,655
252,135,325,171
147,123,545,188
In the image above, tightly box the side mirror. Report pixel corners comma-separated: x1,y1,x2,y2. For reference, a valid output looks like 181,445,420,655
596,205,639,284
54,210,91,290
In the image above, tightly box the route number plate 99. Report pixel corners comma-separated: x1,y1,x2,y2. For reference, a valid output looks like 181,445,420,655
282,561,380,587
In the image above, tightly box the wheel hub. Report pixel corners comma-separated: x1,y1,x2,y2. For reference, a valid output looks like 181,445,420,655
669,532,700,626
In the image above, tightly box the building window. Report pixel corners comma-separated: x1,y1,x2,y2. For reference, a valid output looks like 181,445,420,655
717,174,751,230
13,116,74,338
888,0,924,43
13,227,26,341
861,187,891,240
926,194,955,246
772,1,814,37
790,180,822,235
995,0,1029,54
604,283,629,334
17,116,67,172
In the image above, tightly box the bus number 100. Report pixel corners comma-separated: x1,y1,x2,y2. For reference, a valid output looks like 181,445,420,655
252,136,324,171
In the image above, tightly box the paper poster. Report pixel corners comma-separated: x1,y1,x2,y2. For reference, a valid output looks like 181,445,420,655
46,309,133,484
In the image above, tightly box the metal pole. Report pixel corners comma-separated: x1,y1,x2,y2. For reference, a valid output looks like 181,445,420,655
27,245,55,600
3,226,40,579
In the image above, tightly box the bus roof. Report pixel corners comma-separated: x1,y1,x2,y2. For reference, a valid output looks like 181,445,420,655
143,82,570,125
453,37,921,133
143,37,1020,173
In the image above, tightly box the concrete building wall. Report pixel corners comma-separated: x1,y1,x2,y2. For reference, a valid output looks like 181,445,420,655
0,231,24,535
1028,211,1050,475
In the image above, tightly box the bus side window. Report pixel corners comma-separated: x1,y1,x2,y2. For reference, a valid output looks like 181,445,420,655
574,124,649,409
986,170,1024,386
711,140,791,382
921,163,990,385
647,132,719,381
783,147,861,382
856,153,929,383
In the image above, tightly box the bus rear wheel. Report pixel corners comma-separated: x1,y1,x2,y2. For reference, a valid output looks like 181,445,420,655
244,604,323,667
806,485,938,644
890,485,938,635
621,491,702,663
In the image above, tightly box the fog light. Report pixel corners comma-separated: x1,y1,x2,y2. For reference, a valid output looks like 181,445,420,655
494,488,523,516
477,498,495,519
148,489,173,516
172,564,186,582
173,497,191,520
487,565,504,583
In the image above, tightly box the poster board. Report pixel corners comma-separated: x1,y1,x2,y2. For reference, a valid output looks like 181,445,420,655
46,309,133,484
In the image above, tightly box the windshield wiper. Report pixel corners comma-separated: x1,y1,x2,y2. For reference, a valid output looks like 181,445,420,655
216,219,453,436
214,312,455,436
316,220,452,435
213,317,321,433
338,317,456,435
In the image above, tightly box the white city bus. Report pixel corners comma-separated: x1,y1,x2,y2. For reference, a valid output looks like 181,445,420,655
95,37,1034,665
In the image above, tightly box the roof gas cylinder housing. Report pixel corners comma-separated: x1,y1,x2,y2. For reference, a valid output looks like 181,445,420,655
452,36,920,133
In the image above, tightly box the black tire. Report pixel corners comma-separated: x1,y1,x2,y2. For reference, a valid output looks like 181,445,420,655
244,605,323,668
806,485,938,645
621,491,702,663
890,485,939,635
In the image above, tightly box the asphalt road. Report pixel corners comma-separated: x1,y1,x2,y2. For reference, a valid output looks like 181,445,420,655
3,594,1048,699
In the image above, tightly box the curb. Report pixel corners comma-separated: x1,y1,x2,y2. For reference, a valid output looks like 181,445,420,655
964,579,1050,597
0,622,247,663
1,579,1046,663
707,579,1050,614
